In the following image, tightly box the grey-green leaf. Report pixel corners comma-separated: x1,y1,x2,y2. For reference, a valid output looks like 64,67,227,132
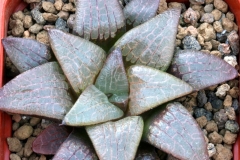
127,65,193,116
2,37,51,73
112,8,181,70
62,85,124,126
74,0,125,40
124,0,160,27
48,29,106,96
95,48,129,111
0,62,73,120
86,116,143,160
142,102,209,160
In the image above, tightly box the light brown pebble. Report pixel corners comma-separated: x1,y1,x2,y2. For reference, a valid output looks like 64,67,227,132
183,8,198,25
223,130,237,145
214,0,228,13
233,23,238,32
24,137,36,157
33,128,43,136
213,144,233,160
226,12,234,21
36,30,49,45
29,24,43,34
30,117,41,126
54,0,64,11
208,131,223,144
205,120,218,133
196,116,207,128
223,95,232,108
7,137,22,152
23,30,30,38
28,153,37,160
10,154,21,160
206,0,214,4
39,155,47,160
222,18,234,32
12,114,21,122
224,143,233,150
23,15,33,29
228,80,239,88
211,51,222,58
228,87,239,99
23,0,41,3
12,122,20,131
177,26,188,39
201,50,211,54
204,102,213,111
62,3,75,12
43,25,56,31
158,0,168,14
42,1,57,13
186,26,198,37
57,11,69,20
175,39,181,47
189,0,204,5
9,19,17,30
12,11,25,21
198,23,216,41
203,41,212,50
12,20,24,37
213,21,223,33
210,40,220,50
225,107,236,120
42,13,59,22
200,13,214,23
168,2,182,10
211,9,222,21
197,34,204,45
204,134,209,144
16,148,24,158
191,4,203,11
14,125,33,140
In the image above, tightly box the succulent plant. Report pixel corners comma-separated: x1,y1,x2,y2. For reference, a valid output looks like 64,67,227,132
1,0,238,159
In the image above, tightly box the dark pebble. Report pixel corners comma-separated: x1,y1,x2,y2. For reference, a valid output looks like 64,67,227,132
207,91,217,102
214,109,228,129
182,36,201,50
225,120,239,133
55,18,69,32
211,98,223,112
197,90,207,107
46,0,55,3
216,30,228,43
31,8,46,25
232,99,239,113
194,108,212,121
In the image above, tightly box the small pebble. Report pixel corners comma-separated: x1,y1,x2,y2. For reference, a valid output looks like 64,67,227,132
33,128,43,136
14,125,33,140
218,43,231,55
223,130,237,144
216,84,230,98
7,137,22,152
197,90,207,107
222,18,234,32
62,3,75,12
12,11,25,21
232,99,239,112
42,13,59,22
198,23,216,41
213,21,223,33
225,107,236,120
214,109,228,129
210,39,220,50
211,98,223,112
205,0,214,4
55,18,69,32
207,143,216,157
205,120,218,133
67,14,75,29
186,26,198,37
196,116,207,128
29,23,43,34
227,30,239,55
213,144,233,160
31,8,46,25
182,35,201,50
204,102,213,111
11,20,24,37
214,0,228,13
24,137,36,157
23,15,33,29
30,117,41,126
224,56,238,67
203,42,212,50
216,30,228,43
200,13,214,23
12,114,21,123
10,154,21,160
57,11,69,20
223,95,232,108
24,0,41,3
41,119,52,128
189,0,204,5
36,30,49,45
226,12,235,21
194,108,213,121
225,120,239,133
208,131,223,144
211,9,222,21
54,0,64,11
228,80,239,88
12,122,20,131
183,8,198,25
204,4,213,13
228,86,239,98
42,1,57,13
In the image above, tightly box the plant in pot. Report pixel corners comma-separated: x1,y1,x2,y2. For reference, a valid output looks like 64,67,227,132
0,0,240,159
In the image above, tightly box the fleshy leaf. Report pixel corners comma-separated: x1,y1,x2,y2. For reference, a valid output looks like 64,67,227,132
53,129,98,160
62,85,124,126
169,50,239,91
95,48,129,111
74,0,125,40
33,123,70,155
86,116,143,160
0,62,73,120
124,0,160,27
112,8,181,71
142,102,209,160
127,65,193,116
2,37,51,73
48,29,106,96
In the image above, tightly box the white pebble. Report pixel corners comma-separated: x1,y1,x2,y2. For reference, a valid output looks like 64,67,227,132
208,143,216,157
216,84,230,98
224,55,238,67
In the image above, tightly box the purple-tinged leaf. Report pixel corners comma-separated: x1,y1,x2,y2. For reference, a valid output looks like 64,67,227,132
86,116,143,160
2,37,51,73
74,0,125,40
53,130,98,160
48,29,106,96
0,62,73,120
95,48,129,111
62,85,124,126
142,102,209,160
127,65,193,116
33,123,70,155
112,8,181,71
169,50,238,91
124,0,160,27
